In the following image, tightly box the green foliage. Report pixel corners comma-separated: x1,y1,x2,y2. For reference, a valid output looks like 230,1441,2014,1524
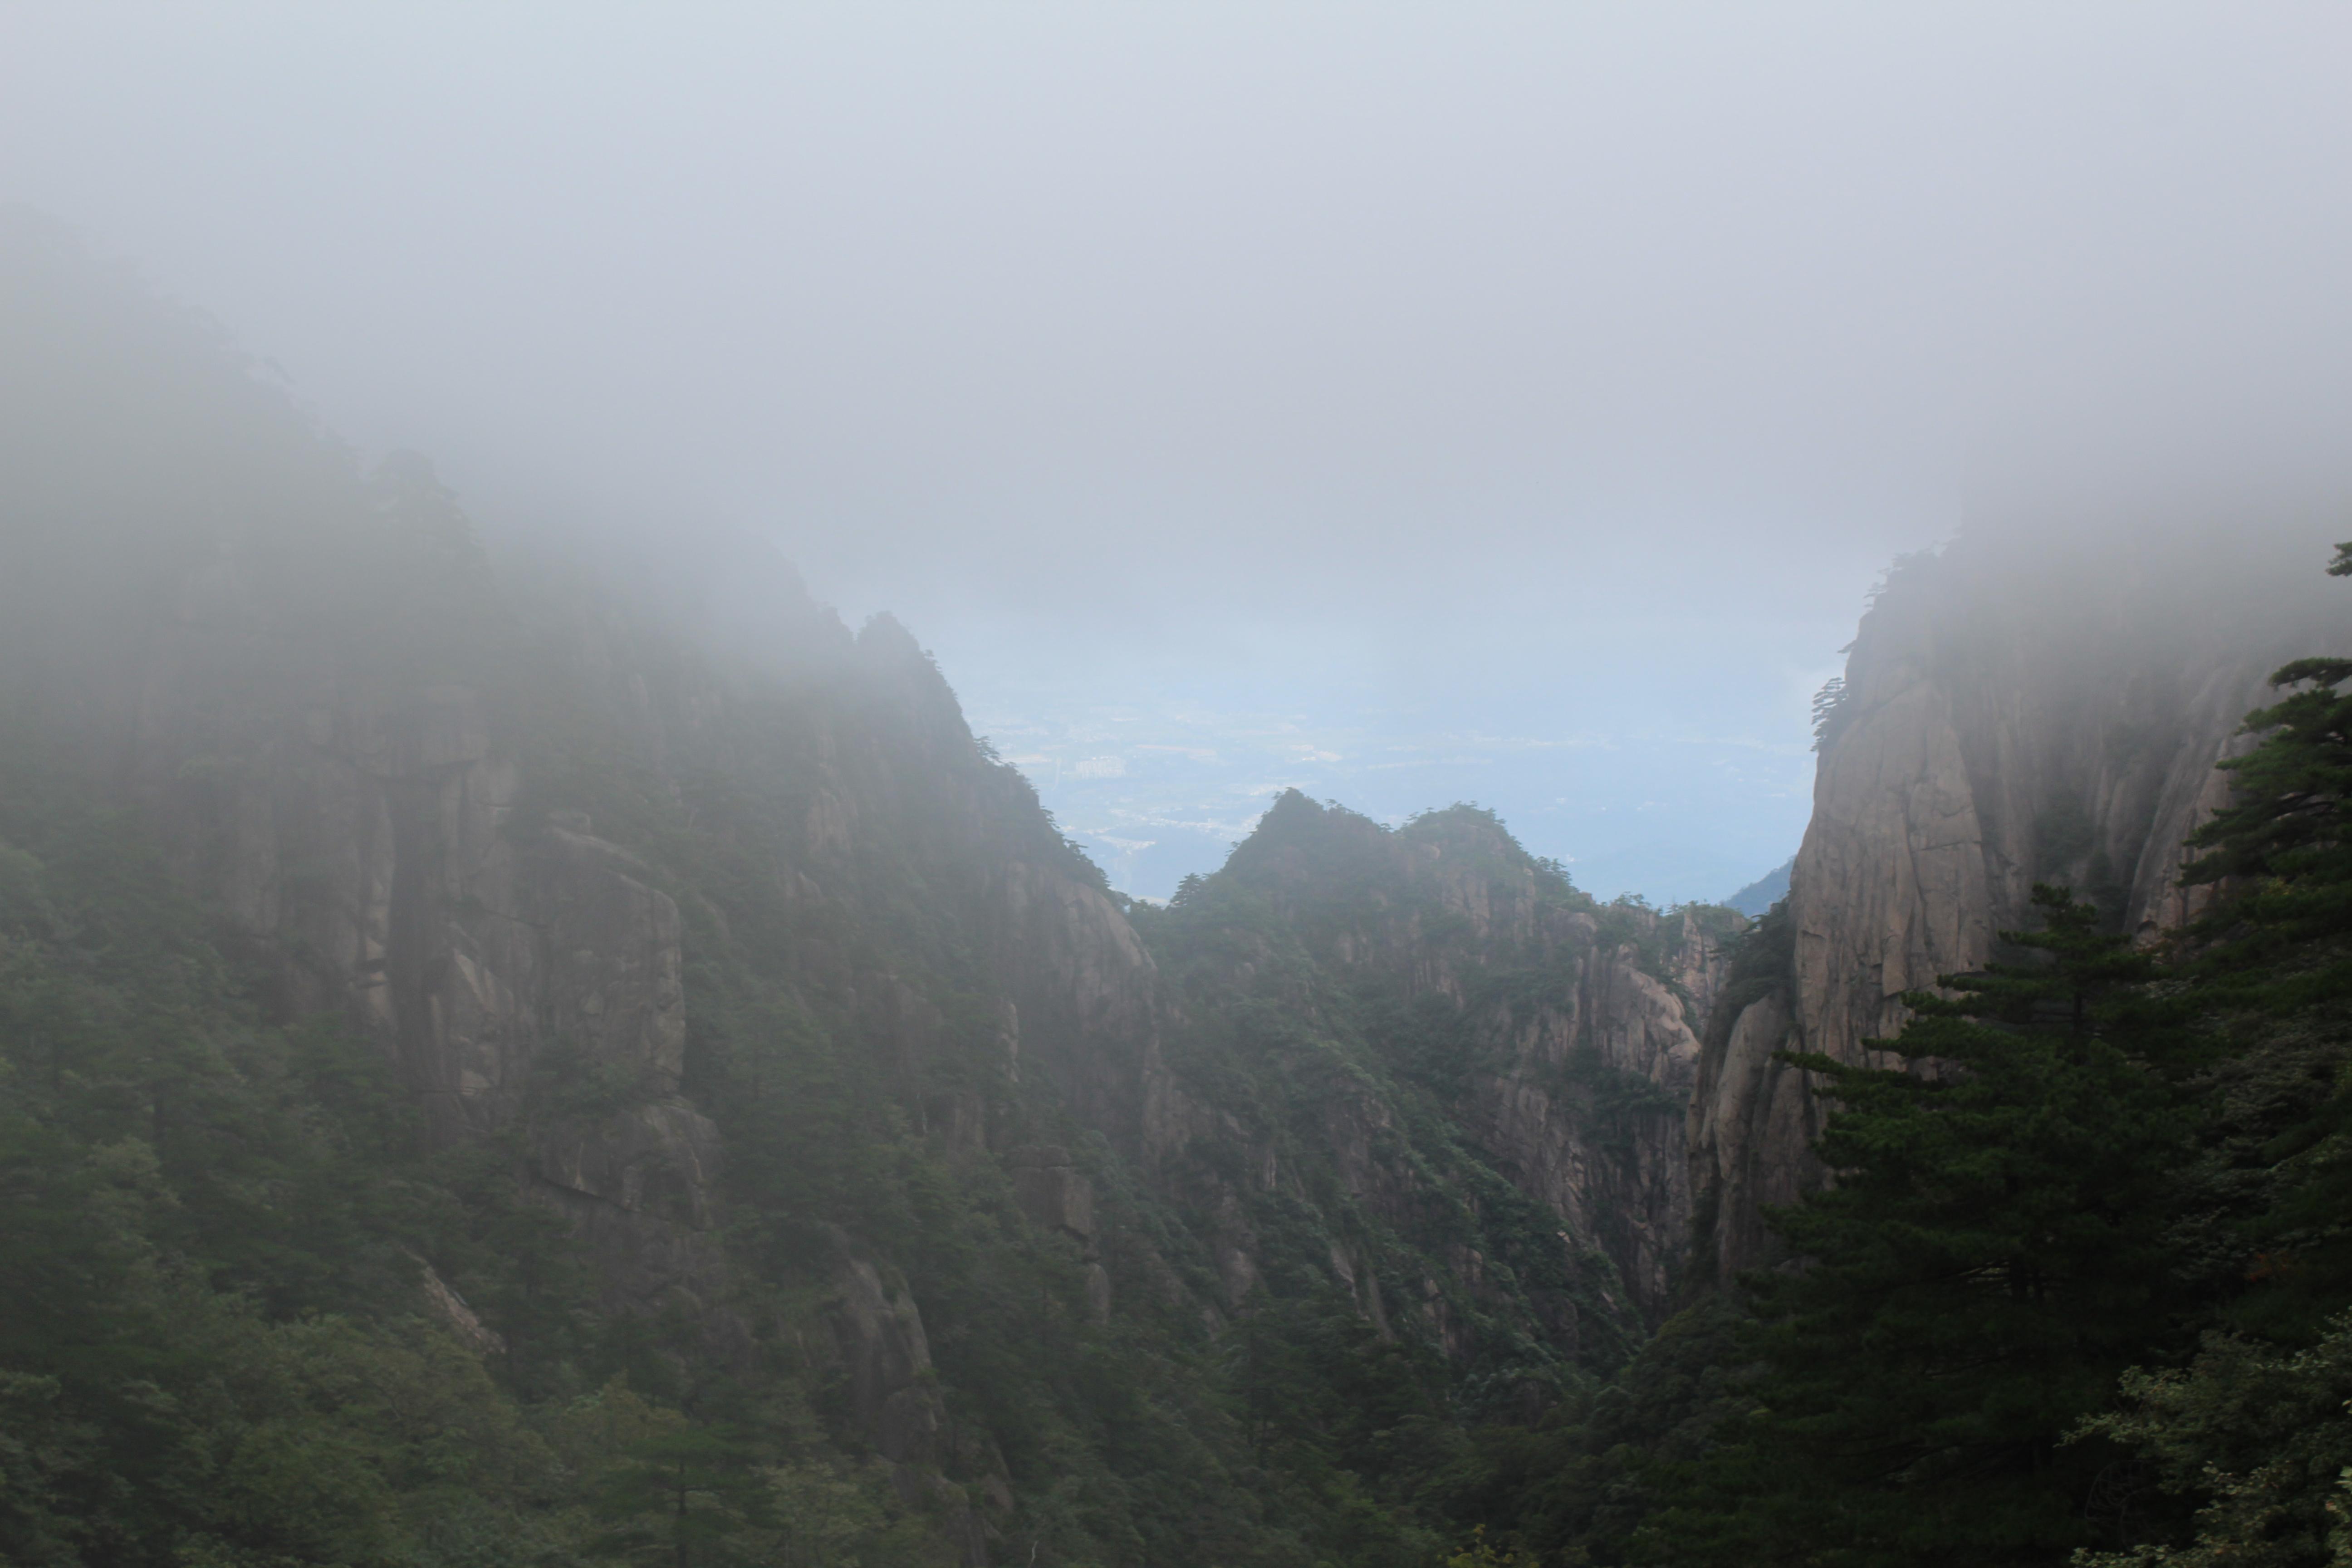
1710,897,1793,1028
7,223,1613,1567
0,750,967,1568
1621,557,2352,1567
1111,790,1769,1561
2183,656,2352,957
2164,652,2352,1337
485,643,1519,1563
2021,630,2352,1565
1811,674,1852,751
1146,800,1638,1386
1433,1298,1748,1565
1648,888,2205,1566
2073,1315,2352,1567
1441,1525,1534,1567
0,769,587,1565
75,213,2352,1566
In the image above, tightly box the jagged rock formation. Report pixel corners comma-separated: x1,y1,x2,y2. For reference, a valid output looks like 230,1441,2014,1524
1690,526,2347,1283
99,495,1737,1424
0,222,1173,1551
91,533,1774,1549
107,525,1742,1383
1143,792,1735,1338
825,1251,999,1564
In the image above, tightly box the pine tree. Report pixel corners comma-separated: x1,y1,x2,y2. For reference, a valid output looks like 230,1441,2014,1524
1646,888,2203,1567
2075,581,2352,1565
2175,652,2352,1336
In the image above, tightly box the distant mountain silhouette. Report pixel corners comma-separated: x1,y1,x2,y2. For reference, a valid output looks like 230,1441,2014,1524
1723,855,1793,915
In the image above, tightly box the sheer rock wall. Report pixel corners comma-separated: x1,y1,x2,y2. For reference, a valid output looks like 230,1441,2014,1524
1690,529,2345,1284
130,582,730,1313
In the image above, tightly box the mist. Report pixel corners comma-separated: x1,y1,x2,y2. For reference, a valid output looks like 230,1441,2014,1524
7,3,2352,898
19,14,2352,1561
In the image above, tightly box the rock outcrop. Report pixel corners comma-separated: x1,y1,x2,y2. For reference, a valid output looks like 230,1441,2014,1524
826,1254,995,1567
1691,525,2347,1283
127,583,730,1312
1474,904,1730,1314
1150,792,1735,1332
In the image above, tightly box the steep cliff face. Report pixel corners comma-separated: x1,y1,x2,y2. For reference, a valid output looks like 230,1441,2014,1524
67,525,1169,1557
0,227,1173,1551
128,604,727,1310
1691,527,2347,1283
1140,793,1735,1343
106,539,1741,1551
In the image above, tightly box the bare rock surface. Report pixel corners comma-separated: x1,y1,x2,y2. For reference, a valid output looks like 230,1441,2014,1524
1691,528,2346,1282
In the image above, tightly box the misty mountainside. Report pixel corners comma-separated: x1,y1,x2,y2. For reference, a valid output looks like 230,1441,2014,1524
0,217,1749,1568
18,210,2352,1568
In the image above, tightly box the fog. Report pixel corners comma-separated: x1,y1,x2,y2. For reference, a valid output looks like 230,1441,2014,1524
7,4,2352,899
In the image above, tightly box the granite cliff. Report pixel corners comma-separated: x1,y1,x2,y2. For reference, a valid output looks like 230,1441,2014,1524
44,211,2347,1562
1690,525,2347,1283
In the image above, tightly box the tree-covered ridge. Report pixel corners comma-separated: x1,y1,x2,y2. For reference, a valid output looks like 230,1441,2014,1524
1145,796,1629,1362
0,627,1731,1564
1138,792,1736,1359
0,650,1741,1567
1646,889,2210,1563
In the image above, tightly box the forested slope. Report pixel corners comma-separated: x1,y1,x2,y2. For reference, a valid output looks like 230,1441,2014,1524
0,216,1734,1567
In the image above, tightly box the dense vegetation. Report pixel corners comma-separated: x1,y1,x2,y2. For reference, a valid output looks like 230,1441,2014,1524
0,712,1691,1566
0,725,977,1566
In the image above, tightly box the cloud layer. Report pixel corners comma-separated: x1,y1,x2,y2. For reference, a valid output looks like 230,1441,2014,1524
7,4,2349,896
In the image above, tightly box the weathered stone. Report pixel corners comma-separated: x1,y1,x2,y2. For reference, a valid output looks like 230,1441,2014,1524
1690,529,2345,1282
125,568,727,1317
1007,1145,1097,1243
412,1252,505,1355
824,1255,994,1567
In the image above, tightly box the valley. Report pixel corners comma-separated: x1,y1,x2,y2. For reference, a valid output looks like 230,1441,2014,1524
6,216,2352,1567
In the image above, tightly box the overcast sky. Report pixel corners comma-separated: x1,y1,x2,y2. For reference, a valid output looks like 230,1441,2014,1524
7,4,2352,899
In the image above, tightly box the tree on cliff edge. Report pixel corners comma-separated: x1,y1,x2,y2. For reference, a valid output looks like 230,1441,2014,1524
1642,888,2205,1567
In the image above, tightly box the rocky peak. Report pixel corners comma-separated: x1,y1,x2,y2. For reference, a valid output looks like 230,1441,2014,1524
1151,789,1740,1327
